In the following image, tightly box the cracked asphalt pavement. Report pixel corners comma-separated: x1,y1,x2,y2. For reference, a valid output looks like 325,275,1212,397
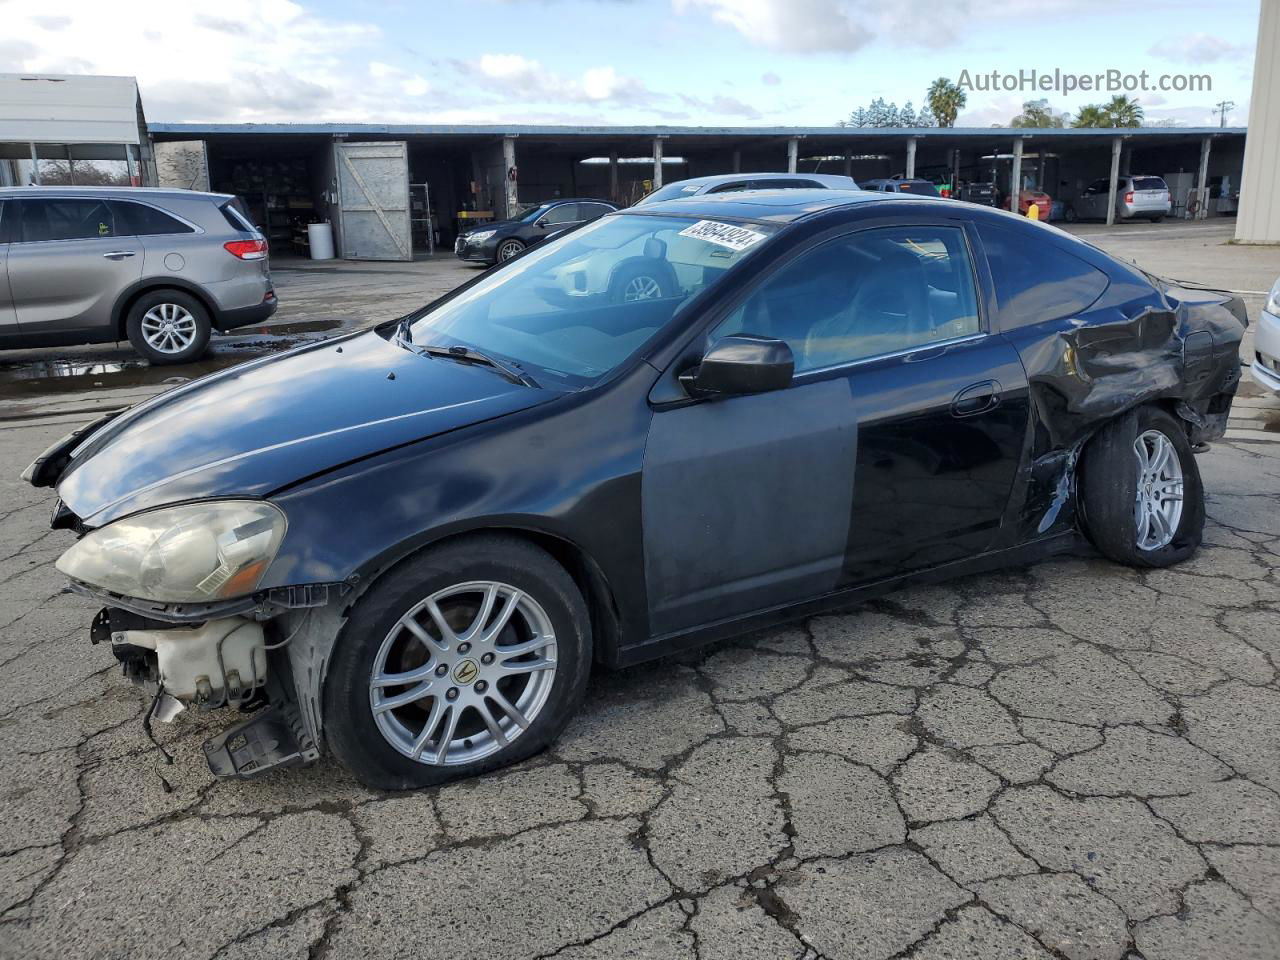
2,226,1279,960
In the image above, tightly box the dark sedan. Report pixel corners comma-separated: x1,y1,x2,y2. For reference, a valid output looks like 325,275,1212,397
454,197,617,265
29,191,1246,790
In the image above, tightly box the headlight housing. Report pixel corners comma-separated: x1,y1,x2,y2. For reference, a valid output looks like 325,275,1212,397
469,229,497,242
56,501,286,603
1265,278,1280,317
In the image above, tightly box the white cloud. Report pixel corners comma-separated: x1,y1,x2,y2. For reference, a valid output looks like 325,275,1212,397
761,71,781,86
1149,33,1251,64
673,0,873,53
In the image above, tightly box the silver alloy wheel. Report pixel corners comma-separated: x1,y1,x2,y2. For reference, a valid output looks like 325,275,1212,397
622,275,662,302
369,581,558,766
497,240,524,262
1133,428,1184,550
140,303,198,354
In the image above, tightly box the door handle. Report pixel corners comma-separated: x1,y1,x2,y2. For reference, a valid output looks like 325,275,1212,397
951,380,1001,417
102,250,137,260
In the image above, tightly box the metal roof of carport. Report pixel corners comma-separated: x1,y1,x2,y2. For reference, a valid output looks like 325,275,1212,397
148,122,1247,155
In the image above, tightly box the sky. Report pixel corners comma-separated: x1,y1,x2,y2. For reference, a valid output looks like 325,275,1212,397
0,0,1263,128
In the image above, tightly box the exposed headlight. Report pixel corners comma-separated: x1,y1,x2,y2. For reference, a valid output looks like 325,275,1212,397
1265,278,1280,317
56,501,286,603
469,229,497,242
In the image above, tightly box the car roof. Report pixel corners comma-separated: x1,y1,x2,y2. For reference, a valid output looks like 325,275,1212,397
662,172,856,189
535,197,614,205
0,185,234,202
628,188,908,223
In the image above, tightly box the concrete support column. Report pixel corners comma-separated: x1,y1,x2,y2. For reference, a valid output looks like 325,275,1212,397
952,149,960,191
905,137,917,179
1236,0,1279,242
501,136,518,220
1196,135,1212,220
786,137,799,173
1106,136,1122,226
843,150,852,177
1010,138,1023,212
29,142,39,185
652,137,664,189
1037,151,1047,190
608,151,618,203
732,149,741,173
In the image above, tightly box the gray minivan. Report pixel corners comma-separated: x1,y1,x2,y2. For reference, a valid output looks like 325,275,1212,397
0,187,277,364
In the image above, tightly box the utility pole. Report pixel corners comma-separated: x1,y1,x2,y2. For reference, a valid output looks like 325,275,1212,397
1214,100,1235,127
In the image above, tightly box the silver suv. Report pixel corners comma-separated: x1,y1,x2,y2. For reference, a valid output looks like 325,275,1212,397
0,187,277,364
1065,176,1172,223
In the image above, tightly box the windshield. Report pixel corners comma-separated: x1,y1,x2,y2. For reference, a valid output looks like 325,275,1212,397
407,213,777,388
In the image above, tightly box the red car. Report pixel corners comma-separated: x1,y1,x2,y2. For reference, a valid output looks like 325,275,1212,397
1004,189,1052,220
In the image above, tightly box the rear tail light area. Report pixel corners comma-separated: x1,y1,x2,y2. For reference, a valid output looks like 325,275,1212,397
1124,191,1135,204
224,239,268,261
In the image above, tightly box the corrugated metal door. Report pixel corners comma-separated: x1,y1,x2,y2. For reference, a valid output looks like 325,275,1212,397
334,141,411,261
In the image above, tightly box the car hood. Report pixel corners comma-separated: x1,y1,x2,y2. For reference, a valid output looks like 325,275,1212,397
57,331,554,525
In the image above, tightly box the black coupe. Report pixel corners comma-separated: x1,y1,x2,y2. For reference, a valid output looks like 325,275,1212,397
28,190,1246,789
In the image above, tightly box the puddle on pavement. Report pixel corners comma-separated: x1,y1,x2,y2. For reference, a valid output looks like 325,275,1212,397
0,318,349,401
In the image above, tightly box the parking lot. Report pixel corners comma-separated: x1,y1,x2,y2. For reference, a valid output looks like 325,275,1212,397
1,219,1278,960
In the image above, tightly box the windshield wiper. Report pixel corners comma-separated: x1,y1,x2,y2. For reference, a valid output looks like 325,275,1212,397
419,343,540,388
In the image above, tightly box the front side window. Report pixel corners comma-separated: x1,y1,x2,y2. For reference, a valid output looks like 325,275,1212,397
408,213,777,387
712,225,980,373
17,198,118,242
540,203,580,226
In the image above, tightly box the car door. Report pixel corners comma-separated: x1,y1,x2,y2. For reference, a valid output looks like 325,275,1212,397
0,200,15,336
641,218,1029,637
1080,179,1109,218
6,196,141,336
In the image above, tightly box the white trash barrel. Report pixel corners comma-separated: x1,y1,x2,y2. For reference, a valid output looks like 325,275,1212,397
307,222,335,260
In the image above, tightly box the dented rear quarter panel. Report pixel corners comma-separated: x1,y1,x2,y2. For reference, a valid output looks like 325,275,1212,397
977,217,1245,544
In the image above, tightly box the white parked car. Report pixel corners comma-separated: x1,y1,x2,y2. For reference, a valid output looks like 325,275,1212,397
1253,276,1280,395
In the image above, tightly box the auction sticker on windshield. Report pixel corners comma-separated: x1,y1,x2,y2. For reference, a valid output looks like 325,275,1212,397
678,220,768,252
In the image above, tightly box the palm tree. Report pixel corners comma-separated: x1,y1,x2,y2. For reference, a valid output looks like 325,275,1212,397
1103,95,1144,127
927,77,966,128
1071,104,1110,128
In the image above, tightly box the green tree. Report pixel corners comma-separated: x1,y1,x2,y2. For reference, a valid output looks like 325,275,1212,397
927,77,966,128
1072,96,1144,128
867,97,900,127
1103,94,1144,127
1071,104,1110,127
1011,98,1065,128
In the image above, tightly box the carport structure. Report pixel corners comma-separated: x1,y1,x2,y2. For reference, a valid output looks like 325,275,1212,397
150,123,1247,259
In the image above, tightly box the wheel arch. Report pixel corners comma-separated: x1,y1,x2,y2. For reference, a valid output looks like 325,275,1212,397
112,278,219,340
343,524,625,666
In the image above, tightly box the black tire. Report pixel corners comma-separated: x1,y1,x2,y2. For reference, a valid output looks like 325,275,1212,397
125,289,212,365
1063,206,1078,223
323,534,592,790
1078,406,1204,568
608,260,677,304
1150,215,1165,223
495,238,525,263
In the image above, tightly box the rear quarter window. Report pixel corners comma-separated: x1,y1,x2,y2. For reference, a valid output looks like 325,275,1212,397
219,201,258,233
976,222,1110,328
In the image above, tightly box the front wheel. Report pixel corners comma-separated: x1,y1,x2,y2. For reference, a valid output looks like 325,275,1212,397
323,535,592,790
495,238,525,263
1063,206,1078,223
1078,407,1204,568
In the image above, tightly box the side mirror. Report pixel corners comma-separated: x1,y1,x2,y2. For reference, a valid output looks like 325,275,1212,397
536,219,549,229
684,335,794,397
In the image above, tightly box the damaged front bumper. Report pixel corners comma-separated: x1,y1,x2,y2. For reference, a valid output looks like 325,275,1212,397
90,596,338,779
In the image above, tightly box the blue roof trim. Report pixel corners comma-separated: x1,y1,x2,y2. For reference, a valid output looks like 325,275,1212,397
148,122,1246,138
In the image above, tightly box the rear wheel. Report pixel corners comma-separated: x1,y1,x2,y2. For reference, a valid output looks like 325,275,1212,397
608,261,676,304
1150,215,1165,223
125,290,211,365
323,535,592,790
1078,407,1204,568
1063,206,1078,223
